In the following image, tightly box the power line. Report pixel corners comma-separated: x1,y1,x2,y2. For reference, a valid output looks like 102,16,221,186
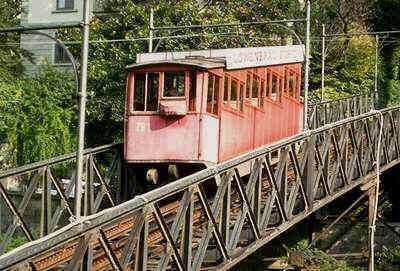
325,30,400,38
0,22,82,33
153,18,306,31
0,31,300,46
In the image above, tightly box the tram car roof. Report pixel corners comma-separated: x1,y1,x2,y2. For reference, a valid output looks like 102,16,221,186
126,57,226,70
127,45,304,71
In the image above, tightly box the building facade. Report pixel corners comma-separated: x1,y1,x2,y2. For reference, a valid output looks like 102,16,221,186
21,0,104,73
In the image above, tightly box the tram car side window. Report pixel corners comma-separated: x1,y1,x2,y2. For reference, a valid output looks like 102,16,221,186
271,73,280,102
223,75,229,104
207,73,220,115
252,73,260,107
246,73,251,98
230,78,238,110
188,71,197,111
260,77,265,108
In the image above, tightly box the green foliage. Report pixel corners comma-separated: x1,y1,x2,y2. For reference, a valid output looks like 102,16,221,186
0,0,27,76
292,240,362,271
0,0,20,28
376,244,400,270
310,87,353,102
379,44,400,107
0,234,28,253
0,66,76,166
372,0,400,107
326,36,376,94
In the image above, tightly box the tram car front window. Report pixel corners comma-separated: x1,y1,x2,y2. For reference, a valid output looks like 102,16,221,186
133,72,159,112
163,71,185,97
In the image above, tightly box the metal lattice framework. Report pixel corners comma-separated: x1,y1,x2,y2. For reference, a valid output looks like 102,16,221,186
1,105,399,271
0,143,122,255
308,95,373,130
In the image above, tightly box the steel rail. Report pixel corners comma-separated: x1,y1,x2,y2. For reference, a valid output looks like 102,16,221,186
0,142,121,180
1,105,399,270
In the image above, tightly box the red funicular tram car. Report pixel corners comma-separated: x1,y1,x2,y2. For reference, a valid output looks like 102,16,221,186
124,45,304,184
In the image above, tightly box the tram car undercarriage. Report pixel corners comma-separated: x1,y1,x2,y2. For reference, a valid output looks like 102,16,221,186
123,45,304,189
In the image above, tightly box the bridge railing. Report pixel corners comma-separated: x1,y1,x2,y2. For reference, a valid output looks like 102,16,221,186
1,105,399,271
0,143,122,255
308,95,373,129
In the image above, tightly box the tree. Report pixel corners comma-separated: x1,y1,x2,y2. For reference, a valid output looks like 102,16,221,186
372,0,400,106
0,66,76,166
0,0,25,76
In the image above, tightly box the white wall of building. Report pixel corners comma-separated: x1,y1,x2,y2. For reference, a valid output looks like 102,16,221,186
22,0,86,26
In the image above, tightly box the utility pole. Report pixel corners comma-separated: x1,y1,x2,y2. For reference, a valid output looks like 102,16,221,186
149,8,154,53
321,24,326,100
303,0,311,130
368,187,377,271
75,0,91,219
374,35,379,109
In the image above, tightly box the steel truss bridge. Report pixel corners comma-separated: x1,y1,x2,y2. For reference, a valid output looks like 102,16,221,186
1,95,395,271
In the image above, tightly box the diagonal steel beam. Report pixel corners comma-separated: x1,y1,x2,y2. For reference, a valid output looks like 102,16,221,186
120,212,145,270
227,161,261,251
0,179,34,243
156,189,193,271
98,229,123,271
233,168,261,239
153,203,185,271
94,153,119,211
67,232,94,271
260,157,287,229
0,172,41,254
197,184,229,261
92,158,115,206
191,176,228,271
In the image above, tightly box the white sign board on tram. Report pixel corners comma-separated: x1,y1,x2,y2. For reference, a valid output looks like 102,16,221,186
136,45,304,70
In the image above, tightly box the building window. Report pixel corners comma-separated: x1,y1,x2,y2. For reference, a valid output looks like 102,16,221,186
57,0,74,10
54,43,70,63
